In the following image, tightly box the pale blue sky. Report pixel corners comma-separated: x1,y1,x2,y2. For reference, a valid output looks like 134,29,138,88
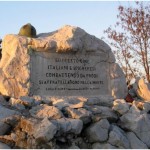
0,1,147,39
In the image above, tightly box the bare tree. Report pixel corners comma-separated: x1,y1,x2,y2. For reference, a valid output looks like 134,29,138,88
104,2,150,83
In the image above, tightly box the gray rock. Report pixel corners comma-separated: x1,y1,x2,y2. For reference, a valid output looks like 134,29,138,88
85,119,110,143
92,142,117,149
120,113,150,147
20,96,35,106
86,105,118,122
9,98,25,110
127,132,148,149
0,142,11,149
0,122,11,135
64,107,92,124
33,118,57,142
110,63,128,99
108,125,130,148
56,118,83,135
0,105,20,120
113,99,130,115
29,104,63,119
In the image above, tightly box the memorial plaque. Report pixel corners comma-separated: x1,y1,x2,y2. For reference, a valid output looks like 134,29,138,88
30,51,110,96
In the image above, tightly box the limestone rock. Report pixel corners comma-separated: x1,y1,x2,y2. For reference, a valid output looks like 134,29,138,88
0,142,11,149
85,119,110,143
85,105,118,122
9,98,25,110
64,107,92,124
0,105,20,121
29,104,63,119
0,25,127,99
126,132,148,149
92,142,117,149
108,125,130,148
56,118,83,135
110,63,128,99
33,118,57,142
113,99,130,115
0,122,11,135
20,96,34,107
133,78,150,101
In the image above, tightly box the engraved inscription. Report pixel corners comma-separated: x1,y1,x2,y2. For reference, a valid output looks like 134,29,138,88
30,52,110,96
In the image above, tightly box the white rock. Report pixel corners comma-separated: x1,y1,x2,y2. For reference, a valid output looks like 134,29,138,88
120,112,150,147
108,125,130,148
29,104,63,119
86,105,118,122
64,107,92,124
127,132,148,149
92,142,117,149
33,118,57,142
133,78,150,101
0,25,127,99
110,63,128,99
85,119,110,143
56,118,83,135
113,99,130,115
0,142,11,149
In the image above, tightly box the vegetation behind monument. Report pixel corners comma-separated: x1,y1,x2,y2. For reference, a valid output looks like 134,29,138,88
104,2,150,85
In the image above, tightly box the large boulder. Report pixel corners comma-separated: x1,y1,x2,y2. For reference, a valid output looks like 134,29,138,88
0,25,127,99
133,78,150,101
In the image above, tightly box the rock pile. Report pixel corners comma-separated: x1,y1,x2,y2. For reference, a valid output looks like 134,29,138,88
0,95,149,149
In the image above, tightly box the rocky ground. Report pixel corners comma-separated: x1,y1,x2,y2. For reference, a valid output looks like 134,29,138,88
0,94,149,149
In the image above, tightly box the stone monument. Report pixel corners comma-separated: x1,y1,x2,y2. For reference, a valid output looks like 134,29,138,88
0,25,127,102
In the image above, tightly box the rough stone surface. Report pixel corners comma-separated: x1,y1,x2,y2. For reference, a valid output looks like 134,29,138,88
56,118,83,135
0,25,127,99
113,99,130,115
133,78,150,101
126,132,148,149
92,142,117,149
120,113,150,147
85,119,110,143
86,105,118,122
110,63,128,99
0,142,11,149
33,118,57,142
29,104,63,119
0,105,20,121
0,122,11,135
64,107,92,124
108,125,130,149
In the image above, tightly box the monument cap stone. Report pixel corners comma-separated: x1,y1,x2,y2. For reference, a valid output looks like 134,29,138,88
0,25,127,100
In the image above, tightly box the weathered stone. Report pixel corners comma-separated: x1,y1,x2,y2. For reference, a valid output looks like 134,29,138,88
108,125,130,148
85,119,110,143
0,122,11,135
92,142,117,149
0,142,11,149
20,117,39,135
86,96,114,107
0,95,8,106
126,132,148,149
120,113,150,147
29,104,63,119
113,99,130,115
9,98,25,110
0,105,20,121
110,63,128,99
20,96,34,107
64,107,92,124
33,118,57,142
133,78,150,101
85,105,118,122
0,25,127,99
56,118,83,135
